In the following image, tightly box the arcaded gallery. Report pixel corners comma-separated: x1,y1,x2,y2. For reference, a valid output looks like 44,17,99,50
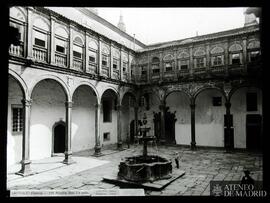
7,6,262,178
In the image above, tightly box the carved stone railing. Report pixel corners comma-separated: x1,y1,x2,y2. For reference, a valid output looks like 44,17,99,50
55,52,67,67
33,46,47,62
228,64,245,75
113,69,120,79
102,66,109,77
87,63,97,74
9,42,24,57
193,67,206,74
210,65,226,73
73,57,83,71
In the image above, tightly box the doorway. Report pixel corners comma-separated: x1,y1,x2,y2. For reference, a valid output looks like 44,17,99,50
246,114,262,151
53,121,66,154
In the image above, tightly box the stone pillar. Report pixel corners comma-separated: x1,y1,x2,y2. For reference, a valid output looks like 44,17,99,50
225,101,233,150
119,47,122,81
159,101,166,144
110,42,113,78
98,37,102,76
206,43,210,71
63,101,75,164
159,52,163,81
94,103,102,156
117,104,123,149
189,45,194,78
26,7,33,59
68,25,74,69
242,36,247,74
224,40,229,76
50,15,56,65
134,104,139,137
190,99,196,150
16,99,32,176
84,31,88,73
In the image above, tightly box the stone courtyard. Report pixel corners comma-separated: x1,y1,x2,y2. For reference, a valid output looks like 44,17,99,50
7,144,263,196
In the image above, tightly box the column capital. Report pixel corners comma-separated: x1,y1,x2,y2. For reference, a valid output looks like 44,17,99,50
65,101,73,108
225,101,231,108
21,99,32,107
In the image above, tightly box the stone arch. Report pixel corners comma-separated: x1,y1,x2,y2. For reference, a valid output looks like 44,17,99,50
10,7,26,22
163,54,174,61
55,26,69,39
71,81,99,104
102,46,109,55
210,46,224,55
113,49,120,58
89,40,98,50
73,35,84,46
194,86,226,102
100,86,120,102
165,89,191,102
228,84,262,101
247,40,260,50
194,47,206,56
120,91,137,105
152,56,160,63
33,17,50,31
178,51,189,59
8,69,28,99
229,43,243,52
29,75,71,101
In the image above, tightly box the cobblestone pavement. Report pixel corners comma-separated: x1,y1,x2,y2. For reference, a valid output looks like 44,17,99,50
7,144,263,196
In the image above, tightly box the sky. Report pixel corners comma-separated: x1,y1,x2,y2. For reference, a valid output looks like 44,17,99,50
96,7,248,45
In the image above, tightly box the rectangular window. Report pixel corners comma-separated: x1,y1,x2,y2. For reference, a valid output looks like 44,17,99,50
34,31,47,48
113,58,118,69
35,38,45,47
180,60,189,70
89,56,95,63
212,55,223,66
232,53,240,65
73,51,82,58
103,100,112,122
103,132,110,141
246,93,257,111
165,63,172,72
123,62,127,72
89,50,96,63
212,97,222,106
153,69,160,74
102,55,108,66
196,58,205,68
12,106,23,133
56,45,65,53
249,51,261,62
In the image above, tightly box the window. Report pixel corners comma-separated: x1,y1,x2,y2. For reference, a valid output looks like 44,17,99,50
102,55,108,66
55,38,67,54
103,132,110,141
12,106,23,133
73,44,82,59
180,60,189,70
212,55,223,66
103,100,112,122
249,51,261,62
196,57,205,68
34,31,47,48
232,53,240,65
140,96,145,106
89,50,96,63
123,62,128,72
165,63,172,72
153,69,160,74
113,58,118,69
56,45,65,53
246,93,257,111
212,97,222,106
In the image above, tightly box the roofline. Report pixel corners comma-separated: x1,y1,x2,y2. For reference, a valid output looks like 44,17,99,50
76,8,147,48
138,24,260,52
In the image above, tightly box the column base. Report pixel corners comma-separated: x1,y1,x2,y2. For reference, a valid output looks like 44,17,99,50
63,151,75,165
15,160,33,177
93,145,103,157
117,142,123,150
191,142,196,150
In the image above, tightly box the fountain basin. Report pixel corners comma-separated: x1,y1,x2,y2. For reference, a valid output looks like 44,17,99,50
118,155,172,183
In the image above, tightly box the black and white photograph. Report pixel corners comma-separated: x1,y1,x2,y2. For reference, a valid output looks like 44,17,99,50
3,5,267,198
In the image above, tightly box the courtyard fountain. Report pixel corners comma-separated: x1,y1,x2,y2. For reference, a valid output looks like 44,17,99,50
117,114,172,183
103,113,185,190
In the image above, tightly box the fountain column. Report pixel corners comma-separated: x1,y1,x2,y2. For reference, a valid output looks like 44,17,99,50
159,101,166,144
16,99,32,176
117,104,123,150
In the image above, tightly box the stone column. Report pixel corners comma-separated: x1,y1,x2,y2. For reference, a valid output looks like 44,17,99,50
63,101,75,164
68,24,74,69
26,7,33,59
119,47,122,81
84,31,88,73
50,15,56,65
98,37,102,76
134,104,139,137
117,104,123,149
159,101,166,144
206,43,210,71
225,101,233,150
224,40,229,76
242,36,247,74
190,99,196,150
189,45,194,78
16,99,32,176
94,103,102,156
